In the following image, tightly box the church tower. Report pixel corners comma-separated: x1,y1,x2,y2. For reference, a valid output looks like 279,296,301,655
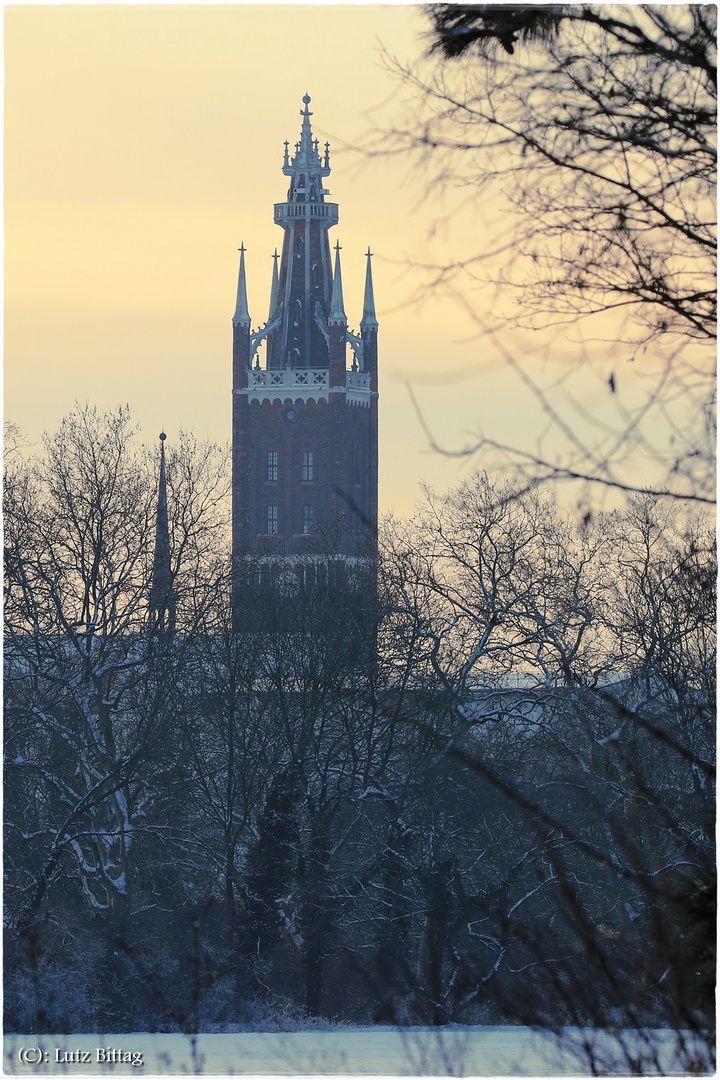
232,95,378,588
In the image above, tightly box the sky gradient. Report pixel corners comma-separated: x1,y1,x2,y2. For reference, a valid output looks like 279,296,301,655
5,4,546,515
6,4,669,516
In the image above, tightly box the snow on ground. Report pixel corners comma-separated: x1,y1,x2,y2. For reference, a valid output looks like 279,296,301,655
3,1027,712,1077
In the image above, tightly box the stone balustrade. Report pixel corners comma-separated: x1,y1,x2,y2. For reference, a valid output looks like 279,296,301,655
235,367,373,407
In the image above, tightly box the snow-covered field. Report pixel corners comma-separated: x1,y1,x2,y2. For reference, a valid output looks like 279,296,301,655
3,1028,713,1076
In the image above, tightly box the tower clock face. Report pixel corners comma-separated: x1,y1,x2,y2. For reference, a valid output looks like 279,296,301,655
285,409,295,422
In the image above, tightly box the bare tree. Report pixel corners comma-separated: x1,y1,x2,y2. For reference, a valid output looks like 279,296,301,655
370,4,716,504
379,478,715,1067
239,562,385,1016
5,406,154,924
4,405,229,931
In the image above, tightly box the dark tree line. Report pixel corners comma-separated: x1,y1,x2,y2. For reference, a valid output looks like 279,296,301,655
4,407,715,1072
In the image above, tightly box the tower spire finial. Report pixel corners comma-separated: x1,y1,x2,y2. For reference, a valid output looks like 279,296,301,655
330,240,347,325
233,243,251,328
361,247,379,330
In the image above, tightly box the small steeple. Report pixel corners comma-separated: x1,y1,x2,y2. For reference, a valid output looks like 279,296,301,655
329,241,347,325
233,244,251,328
150,432,176,634
361,247,379,330
269,249,280,317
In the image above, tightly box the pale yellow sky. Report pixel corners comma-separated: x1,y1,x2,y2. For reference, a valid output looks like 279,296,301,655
4,4,692,515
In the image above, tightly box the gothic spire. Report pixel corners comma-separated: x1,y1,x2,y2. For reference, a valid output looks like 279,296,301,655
330,241,347,325
150,432,175,634
269,249,280,317
361,247,379,330
233,243,251,328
